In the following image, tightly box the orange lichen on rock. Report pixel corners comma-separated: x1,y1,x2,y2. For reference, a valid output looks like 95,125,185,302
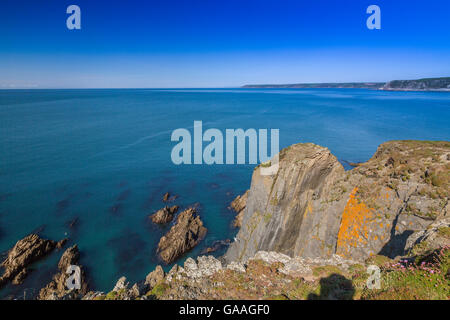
303,202,313,219
336,187,376,257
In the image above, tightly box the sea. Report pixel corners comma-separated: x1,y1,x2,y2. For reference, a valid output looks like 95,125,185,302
0,88,449,298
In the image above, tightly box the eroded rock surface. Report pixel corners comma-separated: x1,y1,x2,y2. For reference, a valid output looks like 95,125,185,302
230,191,248,228
145,265,165,288
0,234,56,288
157,208,207,263
150,205,179,224
226,143,346,262
226,141,449,262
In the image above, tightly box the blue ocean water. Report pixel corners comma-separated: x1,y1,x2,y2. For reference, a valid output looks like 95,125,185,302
0,88,449,298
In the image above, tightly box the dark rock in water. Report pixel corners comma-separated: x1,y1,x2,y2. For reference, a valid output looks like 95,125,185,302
107,231,147,274
56,198,70,215
162,192,170,202
150,205,179,224
201,239,231,254
84,192,93,198
229,191,249,228
56,238,69,250
66,217,79,229
38,245,88,300
109,203,123,215
207,183,220,189
0,193,11,202
162,192,178,202
157,208,207,264
0,234,56,288
31,225,46,235
116,189,131,202
119,181,128,188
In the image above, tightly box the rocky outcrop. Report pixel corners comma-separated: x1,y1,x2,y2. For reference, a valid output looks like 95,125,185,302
226,141,449,263
38,245,88,300
226,143,346,262
110,250,361,300
150,205,179,224
250,250,358,279
145,265,165,288
162,192,170,202
102,276,145,300
230,191,248,227
157,208,207,263
99,266,168,300
162,192,178,202
88,242,449,300
0,234,56,288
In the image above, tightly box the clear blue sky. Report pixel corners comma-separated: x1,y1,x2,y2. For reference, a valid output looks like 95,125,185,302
1,0,449,88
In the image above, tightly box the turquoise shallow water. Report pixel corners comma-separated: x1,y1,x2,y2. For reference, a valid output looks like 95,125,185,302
0,88,449,298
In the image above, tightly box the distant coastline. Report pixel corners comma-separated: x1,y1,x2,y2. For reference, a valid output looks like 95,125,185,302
242,77,450,92
242,82,384,89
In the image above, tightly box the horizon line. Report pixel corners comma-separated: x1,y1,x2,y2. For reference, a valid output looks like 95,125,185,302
2,77,448,90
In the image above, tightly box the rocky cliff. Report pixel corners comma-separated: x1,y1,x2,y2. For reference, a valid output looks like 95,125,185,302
242,77,450,91
383,77,450,91
1,141,448,300
93,246,449,300
0,234,57,288
225,141,449,263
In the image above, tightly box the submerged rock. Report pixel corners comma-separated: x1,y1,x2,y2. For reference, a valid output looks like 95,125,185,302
157,208,207,263
150,205,179,224
0,234,56,288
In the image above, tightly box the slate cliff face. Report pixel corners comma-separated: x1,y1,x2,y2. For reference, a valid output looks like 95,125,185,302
226,143,346,262
226,141,449,263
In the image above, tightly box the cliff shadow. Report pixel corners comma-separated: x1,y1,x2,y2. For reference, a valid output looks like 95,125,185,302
307,273,355,300
379,213,414,258
379,229,414,259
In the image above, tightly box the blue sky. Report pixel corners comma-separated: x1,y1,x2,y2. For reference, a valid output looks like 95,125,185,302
1,0,449,88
